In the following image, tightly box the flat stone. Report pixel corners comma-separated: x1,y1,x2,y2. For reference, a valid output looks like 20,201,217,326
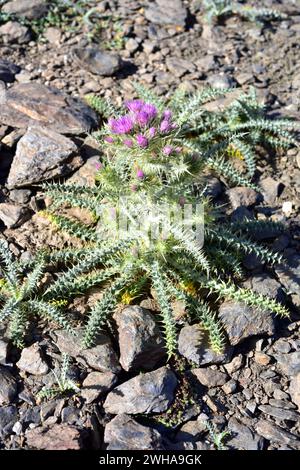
0,366,18,405
219,301,275,346
207,73,234,89
227,187,259,209
145,0,187,27
166,57,195,78
104,414,165,450
275,256,300,305
16,343,49,375
0,202,31,228
113,306,165,372
0,21,31,44
256,419,300,449
191,367,228,387
178,324,233,365
243,274,284,302
0,405,18,438
26,423,85,450
0,339,9,364
2,0,49,19
274,351,300,376
289,373,300,409
175,419,207,443
81,371,117,404
104,366,177,414
7,126,82,188
53,329,121,374
258,404,300,422
0,82,97,134
260,177,281,204
0,59,21,83
72,48,121,76
227,418,264,450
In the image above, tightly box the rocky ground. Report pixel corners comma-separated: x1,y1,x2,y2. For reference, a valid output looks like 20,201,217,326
0,0,300,451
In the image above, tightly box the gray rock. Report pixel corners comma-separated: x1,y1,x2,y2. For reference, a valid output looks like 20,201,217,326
222,379,238,394
0,339,9,364
275,256,300,305
114,306,165,372
0,366,18,405
7,126,82,188
192,367,228,387
274,351,300,376
227,418,264,450
260,177,281,204
16,343,49,375
26,423,85,450
258,404,300,422
219,301,276,346
9,189,32,204
145,0,187,27
2,0,49,19
72,48,121,76
104,366,177,414
104,414,165,450
243,274,284,303
0,21,31,44
178,324,233,366
0,59,21,83
166,57,195,78
227,187,259,209
256,419,300,449
175,419,207,443
81,371,117,404
53,329,121,374
0,405,18,438
43,27,61,45
0,202,32,228
125,38,140,54
207,73,234,89
0,82,98,134
289,373,300,409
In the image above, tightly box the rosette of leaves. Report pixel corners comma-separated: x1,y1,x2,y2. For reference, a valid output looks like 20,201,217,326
41,92,289,359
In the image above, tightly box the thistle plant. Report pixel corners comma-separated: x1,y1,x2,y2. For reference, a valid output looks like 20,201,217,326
0,239,73,348
38,87,290,360
37,353,80,402
202,0,287,25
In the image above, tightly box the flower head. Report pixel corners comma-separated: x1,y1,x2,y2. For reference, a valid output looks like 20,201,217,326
104,136,114,143
148,127,156,138
163,145,173,156
160,119,172,133
136,169,145,179
136,134,148,148
142,103,157,120
109,115,134,134
123,138,133,147
163,109,172,120
125,99,145,113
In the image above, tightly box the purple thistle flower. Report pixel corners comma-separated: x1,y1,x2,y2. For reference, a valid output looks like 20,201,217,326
136,169,145,180
136,134,148,148
148,127,156,138
109,115,134,134
125,99,145,113
160,119,172,133
163,145,173,156
123,138,133,147
175,147,182,153
104,136,114,143
142,103,157,119
163,109,172,120
135,110,151,127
